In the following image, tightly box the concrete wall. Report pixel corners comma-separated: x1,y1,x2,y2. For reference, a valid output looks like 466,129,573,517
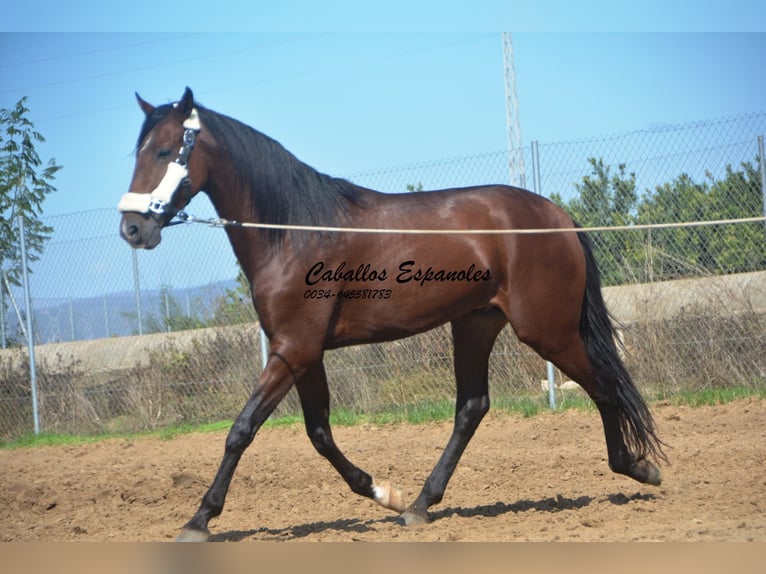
2,271,764,374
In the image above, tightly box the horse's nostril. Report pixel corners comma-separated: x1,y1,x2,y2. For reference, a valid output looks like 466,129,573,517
128,225,139,237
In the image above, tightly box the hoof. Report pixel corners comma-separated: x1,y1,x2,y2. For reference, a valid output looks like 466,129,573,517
643,464,662,486
629,459,662,486
398,506,429,526
372,480,406,513
176,527,211,542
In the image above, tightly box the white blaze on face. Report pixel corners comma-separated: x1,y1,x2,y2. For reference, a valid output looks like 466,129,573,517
118,107,201,216
138,133,154,154
117,162,189,214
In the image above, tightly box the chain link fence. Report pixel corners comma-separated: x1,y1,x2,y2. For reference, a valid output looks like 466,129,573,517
2,112,765,441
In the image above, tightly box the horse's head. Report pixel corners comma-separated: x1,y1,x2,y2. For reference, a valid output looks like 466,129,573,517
119,87,206,249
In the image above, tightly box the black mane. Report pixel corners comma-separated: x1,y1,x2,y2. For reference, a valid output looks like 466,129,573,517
137,102,367,245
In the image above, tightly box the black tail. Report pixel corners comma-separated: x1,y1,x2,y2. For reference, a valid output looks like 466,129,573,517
576,229,668,464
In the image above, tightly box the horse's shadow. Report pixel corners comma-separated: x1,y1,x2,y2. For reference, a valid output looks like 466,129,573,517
210,492,657,541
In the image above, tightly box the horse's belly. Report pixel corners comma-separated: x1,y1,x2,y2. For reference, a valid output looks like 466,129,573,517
326,275,498,347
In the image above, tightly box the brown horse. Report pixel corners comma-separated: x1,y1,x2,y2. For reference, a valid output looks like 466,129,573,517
119,88,666,542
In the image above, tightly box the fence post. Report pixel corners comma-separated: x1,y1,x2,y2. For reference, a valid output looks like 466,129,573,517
758,135,766,235
131,249,144,335
68,298,75,341
164,288,171,333
2,271,26,341
0,278,5,348
18,216,40,435
103,295,110,337
260,327,269,371
530,141,557,410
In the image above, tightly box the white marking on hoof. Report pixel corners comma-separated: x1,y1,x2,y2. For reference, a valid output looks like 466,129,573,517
176,528,210,542
372,480,406,512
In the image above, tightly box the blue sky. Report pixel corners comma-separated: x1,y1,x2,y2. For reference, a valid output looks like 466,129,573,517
2,30,765,217
4,1,766,33
2,2,766,305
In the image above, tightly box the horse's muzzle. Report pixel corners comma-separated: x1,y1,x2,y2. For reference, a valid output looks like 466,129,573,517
120,212,163,250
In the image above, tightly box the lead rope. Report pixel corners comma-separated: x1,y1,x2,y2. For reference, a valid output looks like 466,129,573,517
169,211,766,235
174,210,241,229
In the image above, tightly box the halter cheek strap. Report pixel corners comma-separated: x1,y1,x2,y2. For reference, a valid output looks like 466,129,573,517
118,108,201,216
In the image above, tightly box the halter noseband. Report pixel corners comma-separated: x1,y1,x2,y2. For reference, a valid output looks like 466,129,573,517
118,107,201,218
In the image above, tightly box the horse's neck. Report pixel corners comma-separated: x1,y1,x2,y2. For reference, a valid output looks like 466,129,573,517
204,162,250,221
202,168,271,276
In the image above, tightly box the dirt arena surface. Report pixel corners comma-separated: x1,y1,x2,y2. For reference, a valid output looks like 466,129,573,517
1,398,763,542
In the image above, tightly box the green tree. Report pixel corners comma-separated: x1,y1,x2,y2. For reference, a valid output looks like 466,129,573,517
0,97,61,286
554,157,765,284
149,285,207,333
209,268,257,326
551,157,641,285
704,160,766,273
636,161,765,279
122,285,207,335
636,173,714,278
556,158,638,228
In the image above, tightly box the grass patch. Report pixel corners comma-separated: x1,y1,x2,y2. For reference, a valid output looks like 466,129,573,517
157,420,234,440
493,392,596,417
0,414,301,449
328,401,455,427
664,385,765,408
156,413,308,440
2,431,116,450
2,385,762,450
494,395,541,418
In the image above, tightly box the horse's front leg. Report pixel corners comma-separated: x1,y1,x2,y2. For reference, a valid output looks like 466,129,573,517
295,361,406,514
176,349,305,542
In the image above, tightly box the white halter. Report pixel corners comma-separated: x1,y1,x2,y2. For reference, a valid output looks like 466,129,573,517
118,108,200,216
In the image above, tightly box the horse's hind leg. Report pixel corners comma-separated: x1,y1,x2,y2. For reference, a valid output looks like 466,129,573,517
505,233,664,486
532,334,662,486
294,361,406,513
399,307,507,526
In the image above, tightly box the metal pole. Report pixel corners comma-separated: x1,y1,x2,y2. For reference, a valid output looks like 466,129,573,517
68,298,75,341
260,326,269,371
530,141,557,409
0,277,6,348
131,249,143,335
546,362,556,409
2,271,26,340
18,216,40,434
103,295,110,338
164,289,171,332
530,140,542,195
502,33,526,189
758,135,766,236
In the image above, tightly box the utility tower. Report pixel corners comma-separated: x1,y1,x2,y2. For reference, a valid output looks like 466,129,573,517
502,32,526,188
504,33,556,406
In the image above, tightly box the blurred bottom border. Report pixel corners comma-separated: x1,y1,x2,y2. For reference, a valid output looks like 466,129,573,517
1,542,763,574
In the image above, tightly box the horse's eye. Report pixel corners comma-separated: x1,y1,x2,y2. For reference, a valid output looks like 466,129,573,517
157,148,172,160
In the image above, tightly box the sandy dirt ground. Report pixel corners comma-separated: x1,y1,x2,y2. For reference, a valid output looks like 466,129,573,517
1,398,763,542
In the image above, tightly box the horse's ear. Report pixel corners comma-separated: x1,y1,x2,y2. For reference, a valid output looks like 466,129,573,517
135,92,155,116
176,87,194,119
